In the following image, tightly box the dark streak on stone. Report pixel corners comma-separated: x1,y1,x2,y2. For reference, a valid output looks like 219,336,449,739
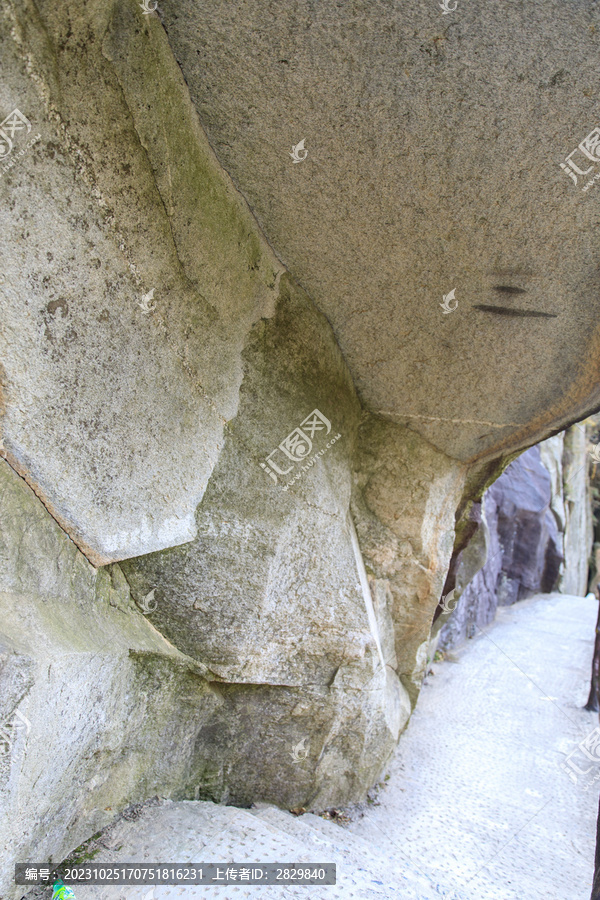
473,305,558,319
493,286,527,295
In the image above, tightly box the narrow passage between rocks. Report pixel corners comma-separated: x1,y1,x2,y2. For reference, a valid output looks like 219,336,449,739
57,592,598,900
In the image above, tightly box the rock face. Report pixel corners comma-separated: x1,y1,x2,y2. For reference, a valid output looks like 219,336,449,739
0,0,284,565
0,458,222,896
0,451,410,898
160,0,600,462
118,279,416,812
548,426,594,596
1,1,599,894
438,427,593,649
350,417,465,706
487,447,563,605
3,1,600,564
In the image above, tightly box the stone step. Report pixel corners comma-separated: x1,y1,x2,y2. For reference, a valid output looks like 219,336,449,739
247,807,427,897
71,800,467,900
84,801,390,899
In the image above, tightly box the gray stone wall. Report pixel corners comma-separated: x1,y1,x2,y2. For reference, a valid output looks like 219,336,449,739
438,427,593,650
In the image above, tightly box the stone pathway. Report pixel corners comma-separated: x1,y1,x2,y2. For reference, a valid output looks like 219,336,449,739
65,801,464,900
348,591,599,899
44,592,598,900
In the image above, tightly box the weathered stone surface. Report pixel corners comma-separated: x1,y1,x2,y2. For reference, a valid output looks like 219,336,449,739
1,1,600,892
121,276,410,807
0,270,413,891
0,0,283,563
350,416,466,704
0,459,225,900
0,452,408,897
4,1,600,564
554,425,594,596
120,276,365,684
491,447,563,604
161,0,600,462
186,671,407,811
433,500,496,647
22,590,596,900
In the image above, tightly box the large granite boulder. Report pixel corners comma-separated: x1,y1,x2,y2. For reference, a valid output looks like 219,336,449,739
2,0,600,564
160,0,600,463
119,275,414,810
1,0,599,892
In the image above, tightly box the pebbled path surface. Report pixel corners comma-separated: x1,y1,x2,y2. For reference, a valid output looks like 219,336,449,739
348,592,599,899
